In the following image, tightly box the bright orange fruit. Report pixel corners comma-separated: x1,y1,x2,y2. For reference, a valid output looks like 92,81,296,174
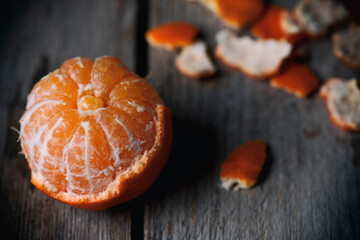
20,56,172,210
145,21,198,50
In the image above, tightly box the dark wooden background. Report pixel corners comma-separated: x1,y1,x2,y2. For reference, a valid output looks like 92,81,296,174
1,0,360,239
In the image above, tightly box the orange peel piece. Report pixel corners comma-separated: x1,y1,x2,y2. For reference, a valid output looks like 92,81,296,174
271,63,319,98
190,0,264,29
251,5,305,44
333,26,360,70
294,0,348,37
216,0,264,29
320,78,360,131
175,42,216,79
145,21,198,51
220,141,266,190
215,29,292,79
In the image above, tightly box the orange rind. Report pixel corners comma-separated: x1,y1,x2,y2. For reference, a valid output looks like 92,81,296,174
190,0,264,29
320,78,360,131
215,29,292,79
145,21,198,51
251,5,305,44
294,0,348,37
333,26,360,70
271,63,319,98
175,41,216,79
220,141,266,190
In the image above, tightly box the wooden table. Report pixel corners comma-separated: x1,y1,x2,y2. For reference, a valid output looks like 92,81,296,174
1,0,360,239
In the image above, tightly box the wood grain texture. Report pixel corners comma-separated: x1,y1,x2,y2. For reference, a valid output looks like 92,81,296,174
0,0,137,239
1,0,360,239
144,0,360,239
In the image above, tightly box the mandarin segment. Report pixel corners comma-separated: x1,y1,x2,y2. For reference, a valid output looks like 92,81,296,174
109,78,163,109
220,141,266,190
78,95,104,111
21,99,72,171
146,21,198,50
110,99,157,137
97,108,151,169
20,56,172,210
91,56,129,101
60,57,94,85
39,109,81,193
64,116,114,195
27,73,79,109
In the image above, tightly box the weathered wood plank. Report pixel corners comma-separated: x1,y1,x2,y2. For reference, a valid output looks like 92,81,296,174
145,0,360,239
0,0,137,239
1,0,360,239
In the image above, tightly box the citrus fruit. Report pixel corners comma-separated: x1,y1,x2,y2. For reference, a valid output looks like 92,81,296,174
20,56,172,210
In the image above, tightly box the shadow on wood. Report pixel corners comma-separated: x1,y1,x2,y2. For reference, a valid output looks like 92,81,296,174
142,116,219,201
256,145,273,187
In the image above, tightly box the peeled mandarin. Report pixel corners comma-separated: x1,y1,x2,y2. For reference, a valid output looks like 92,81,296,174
20,56,172,210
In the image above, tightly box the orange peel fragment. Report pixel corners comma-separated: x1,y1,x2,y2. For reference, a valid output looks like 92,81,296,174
190,0,264,29
251,5,305,44
216,0,264,29
175,42,216,79
220,141,266,190
320,78,360,131
145,21,198,51
294,0,348,37
215,29,292,79
271,63,319,98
